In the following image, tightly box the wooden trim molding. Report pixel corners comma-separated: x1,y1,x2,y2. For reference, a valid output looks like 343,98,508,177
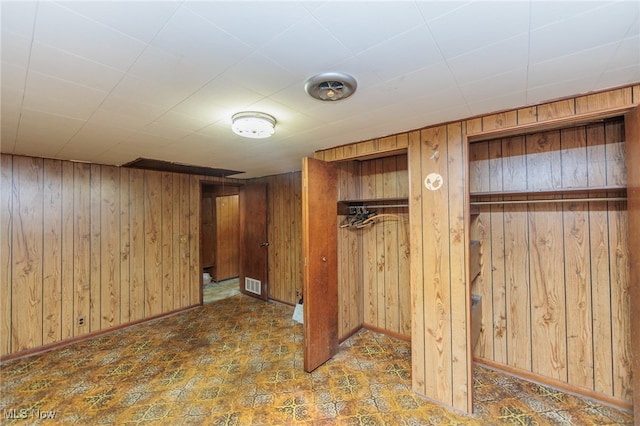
0,304,201,363
474,357,633,413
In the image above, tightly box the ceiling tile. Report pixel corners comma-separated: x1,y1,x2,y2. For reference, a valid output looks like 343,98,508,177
221,52,298,97
15,109,85,153
528,43,614,89
171,77,264,123
260,15,353,79
1,30,32,68
311,1,423,54
529,2,639,63
56,1,180,43
427,1,530,59
29,41,124,92
355,24,443,81
22,71,108,120
530,1,627,30
0,1,37,37
33,2,147,71
459,68,528,106
151,6,252,71
447,34,529,85
185,1,309,48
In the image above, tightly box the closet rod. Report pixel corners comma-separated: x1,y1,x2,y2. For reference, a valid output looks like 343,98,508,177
351,204,408,209
470,196,627,206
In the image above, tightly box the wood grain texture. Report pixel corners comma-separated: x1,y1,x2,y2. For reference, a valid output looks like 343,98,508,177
129,168,145,322
90,164,101,331
447,123,470,411
623,106,640,422
42,160,62,345
420,125,453,407
162,173,174,312
119,168,131,323
469,117,631,404
100,166,120,329
1,154,242,359
12,156,44,352
302,157,338,372
73,162,91,335
251,172,302,305
61,161,75,338
0,155,12,357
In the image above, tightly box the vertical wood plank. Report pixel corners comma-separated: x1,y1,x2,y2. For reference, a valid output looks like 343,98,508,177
100,166,120,329
292,172,303,304
527,131,567,382
129,168,145,321
161,172,174,312
488,140,506,363
608,202,631,403
560,128,593,389
502,135,531,371
119,168,131,323
0,155,12,356
397,155,411,336
420,125,452,406
144,170,162,315
383,156,399,333
624,106,640,420
189,175,199,305
374,159,386,329
12,156,44,352
408,130,426,395
447,123,470,411
73,162,91,337
42,159,62,344
89,164,101,331
61,161,75,339
361,160,377,329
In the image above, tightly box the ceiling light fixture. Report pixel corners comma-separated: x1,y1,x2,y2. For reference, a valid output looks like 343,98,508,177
305,72,357,101
231,112,276,139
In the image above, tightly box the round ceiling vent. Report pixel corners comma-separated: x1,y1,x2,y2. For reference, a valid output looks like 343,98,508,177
304,72,357,101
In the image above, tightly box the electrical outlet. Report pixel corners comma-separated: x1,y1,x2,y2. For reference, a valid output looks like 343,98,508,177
78,316,85,327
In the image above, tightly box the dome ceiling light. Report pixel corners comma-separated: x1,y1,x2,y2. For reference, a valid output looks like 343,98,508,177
231,112,276,139
305,72,357,101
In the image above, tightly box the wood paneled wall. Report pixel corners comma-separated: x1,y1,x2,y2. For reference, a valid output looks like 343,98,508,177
0,155,241,358
335,155,410,340
469,118,632,405
215,195,239,281
252,172,302,305
314,84,639,413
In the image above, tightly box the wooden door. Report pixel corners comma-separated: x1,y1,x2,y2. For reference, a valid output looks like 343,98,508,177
215,195,239,281
239,183,268,300
625,106,640,421
302,157,338,372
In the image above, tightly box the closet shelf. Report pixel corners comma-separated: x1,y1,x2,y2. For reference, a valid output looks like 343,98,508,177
470,186,626,206
470,185,625,198
338,197,408,210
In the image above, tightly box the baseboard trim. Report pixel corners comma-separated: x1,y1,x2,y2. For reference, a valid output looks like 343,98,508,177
474,357,633,413
1,304,201,363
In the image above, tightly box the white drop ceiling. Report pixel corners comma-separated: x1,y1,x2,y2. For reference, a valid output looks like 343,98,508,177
2,1,639,178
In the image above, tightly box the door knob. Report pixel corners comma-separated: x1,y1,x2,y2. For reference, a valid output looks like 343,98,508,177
259,242,270,247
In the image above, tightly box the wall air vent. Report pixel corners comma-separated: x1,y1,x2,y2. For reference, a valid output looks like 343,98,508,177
245,277,261,295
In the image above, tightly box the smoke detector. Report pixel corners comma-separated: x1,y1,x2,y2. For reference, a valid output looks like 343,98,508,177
304,72,357,101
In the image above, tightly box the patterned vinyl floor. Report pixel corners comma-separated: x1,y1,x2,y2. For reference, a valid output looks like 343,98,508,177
0,293,633,425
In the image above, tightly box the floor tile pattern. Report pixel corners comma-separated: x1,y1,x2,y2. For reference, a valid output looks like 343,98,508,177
0,294,633,425
203,278,240,304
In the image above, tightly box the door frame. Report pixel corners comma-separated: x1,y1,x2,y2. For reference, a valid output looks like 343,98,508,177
199,181,241,303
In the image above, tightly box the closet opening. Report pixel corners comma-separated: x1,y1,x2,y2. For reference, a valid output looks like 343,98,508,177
466,114,632,410
335,153,411,343
200,182,241,304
